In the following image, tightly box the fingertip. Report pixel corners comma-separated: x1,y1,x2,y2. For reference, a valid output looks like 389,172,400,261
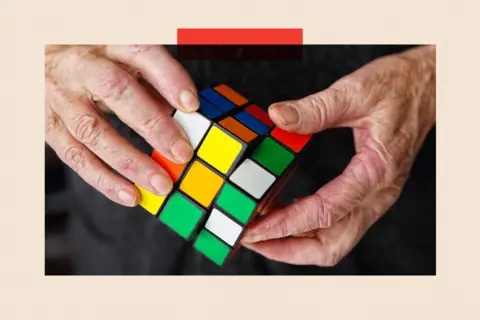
118,188,139,207
179,89,200,113
170,136,194,164
149,172,174,196
268,102,300,128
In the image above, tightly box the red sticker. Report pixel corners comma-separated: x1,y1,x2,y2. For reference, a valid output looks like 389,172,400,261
245,104,274,127
271,127,311,153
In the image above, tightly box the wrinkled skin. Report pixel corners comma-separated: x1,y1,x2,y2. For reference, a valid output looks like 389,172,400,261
241,45,436,267
45,45,199,207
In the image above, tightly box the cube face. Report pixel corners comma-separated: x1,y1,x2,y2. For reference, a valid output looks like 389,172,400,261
179,160,224,208
159,192,205,239
135,83,313,267
197,125,245,175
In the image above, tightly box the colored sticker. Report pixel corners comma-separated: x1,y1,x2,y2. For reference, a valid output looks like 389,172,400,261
234,111,270,135
200,88,236,111
270,127,311,153
216,183,256,224
135,184,167,215
205,208,243,246
219,117,257,143
214,84,248,106
173,110,211,150
194,229,231,266
197,126,244,174
159,192,204,239
180,160,224,208
199,97,223,119
252,137,295,175
229,159,276,200
245,104,274,127
152,150,186,182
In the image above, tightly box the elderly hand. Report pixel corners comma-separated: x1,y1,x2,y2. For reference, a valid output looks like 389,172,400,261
242,46,436,266
45,45,199,207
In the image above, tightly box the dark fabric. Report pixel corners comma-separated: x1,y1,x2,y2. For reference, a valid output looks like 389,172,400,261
65,45,435,275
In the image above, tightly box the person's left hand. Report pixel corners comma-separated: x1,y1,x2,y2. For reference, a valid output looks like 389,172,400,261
241,46,436,266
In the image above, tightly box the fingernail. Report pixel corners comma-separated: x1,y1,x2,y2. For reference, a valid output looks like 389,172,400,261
171,137,194,163
150,173,173,196
118,189,137,206
271,104,299,125
179,89,200,112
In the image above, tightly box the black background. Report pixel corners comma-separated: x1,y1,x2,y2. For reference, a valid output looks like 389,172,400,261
45,45,435,275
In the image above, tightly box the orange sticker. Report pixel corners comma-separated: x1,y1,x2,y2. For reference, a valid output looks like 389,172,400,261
214,84,248,106
152,150,187,182
219,117,258,143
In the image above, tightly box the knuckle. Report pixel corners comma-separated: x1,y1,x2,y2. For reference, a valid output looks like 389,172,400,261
339,75,366,93
311,194,333,228
357,145,392,189
97,68,131,102
139,114,167,139
74,114,102,146
118,156,141,175
305,94,328,128
92,171,116,198
64,146,87,173
95,172,107,189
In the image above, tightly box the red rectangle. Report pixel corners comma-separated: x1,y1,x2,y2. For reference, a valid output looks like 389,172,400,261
177,28,303,45
271,127,311,153
245,104,274,127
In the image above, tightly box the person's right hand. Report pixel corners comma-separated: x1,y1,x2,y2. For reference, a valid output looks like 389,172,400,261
45,45,199,207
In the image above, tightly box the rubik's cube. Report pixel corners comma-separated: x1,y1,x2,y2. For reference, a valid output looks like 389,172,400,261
135,84,312,266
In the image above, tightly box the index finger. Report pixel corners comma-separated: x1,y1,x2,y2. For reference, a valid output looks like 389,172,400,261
76,55,194,164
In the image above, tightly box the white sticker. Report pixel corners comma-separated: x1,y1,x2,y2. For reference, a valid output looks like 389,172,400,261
229,159,276,199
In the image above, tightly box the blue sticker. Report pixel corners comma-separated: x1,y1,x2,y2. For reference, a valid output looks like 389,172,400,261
198,97,223,119
234,111,270,135
200,88,236,112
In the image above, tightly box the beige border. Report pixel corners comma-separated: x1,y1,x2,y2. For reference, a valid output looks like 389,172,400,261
1,0,479,318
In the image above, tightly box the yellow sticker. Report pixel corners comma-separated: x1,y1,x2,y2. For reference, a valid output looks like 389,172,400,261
135,184,167,215
197,126,244,174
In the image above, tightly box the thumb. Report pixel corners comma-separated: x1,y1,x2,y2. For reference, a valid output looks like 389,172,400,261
268,86,354,134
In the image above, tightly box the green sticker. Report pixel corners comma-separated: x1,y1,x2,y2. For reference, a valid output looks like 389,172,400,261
216,183,256,224
194,230,231,266
252,137,295,175
159,192,204,239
